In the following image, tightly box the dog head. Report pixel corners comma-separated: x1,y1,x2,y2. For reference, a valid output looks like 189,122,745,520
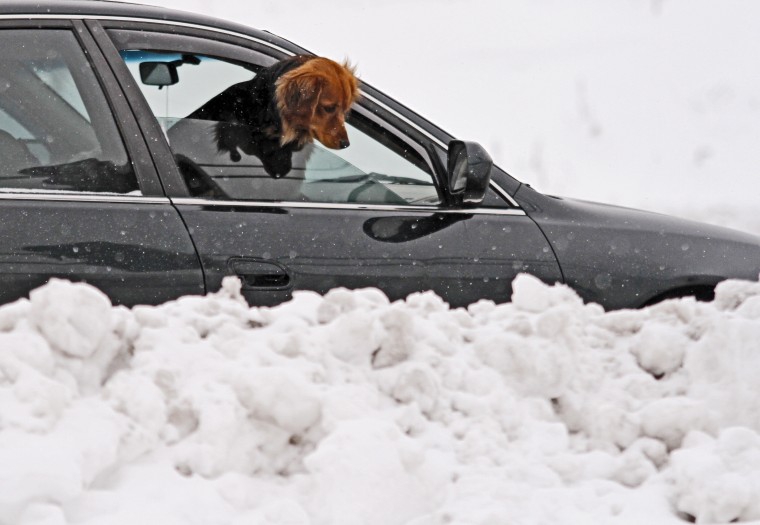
275,57,360,149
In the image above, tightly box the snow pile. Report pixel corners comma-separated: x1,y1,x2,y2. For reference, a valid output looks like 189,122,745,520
3,276,760,524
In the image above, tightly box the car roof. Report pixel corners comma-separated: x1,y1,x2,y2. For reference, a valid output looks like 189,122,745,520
0,0,306,54
2,0,218,22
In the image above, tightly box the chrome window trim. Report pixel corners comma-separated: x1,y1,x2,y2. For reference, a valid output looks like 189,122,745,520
0,189,518,212
0,191,170,204
0,13,521,210
490,180,519,207
170,197,526,216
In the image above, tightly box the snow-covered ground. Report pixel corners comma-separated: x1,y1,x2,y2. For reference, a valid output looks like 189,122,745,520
4,1,760,524
5,276,760,524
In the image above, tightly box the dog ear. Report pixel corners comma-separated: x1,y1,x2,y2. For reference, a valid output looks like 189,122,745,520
340,59,361,106
275,68,324,146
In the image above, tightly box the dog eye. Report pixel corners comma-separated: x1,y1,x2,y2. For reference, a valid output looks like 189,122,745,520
322,104,338,114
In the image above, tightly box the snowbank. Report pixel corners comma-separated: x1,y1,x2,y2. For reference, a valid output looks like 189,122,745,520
3,276,760,524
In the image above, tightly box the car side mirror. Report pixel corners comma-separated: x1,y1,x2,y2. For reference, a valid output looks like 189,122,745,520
139,62,179,87
447,140,493,205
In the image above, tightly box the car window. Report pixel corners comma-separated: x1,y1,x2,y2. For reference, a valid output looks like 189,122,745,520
0,30,139,194
118,50,441,205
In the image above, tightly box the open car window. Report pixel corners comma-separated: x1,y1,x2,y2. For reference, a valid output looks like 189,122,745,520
0,30,139,194
118,49,441,205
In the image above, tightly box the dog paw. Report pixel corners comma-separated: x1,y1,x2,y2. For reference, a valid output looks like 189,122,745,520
263,156,292,178
267,168,288,179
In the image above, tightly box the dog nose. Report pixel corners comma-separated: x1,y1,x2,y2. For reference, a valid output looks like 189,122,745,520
339,139,350,149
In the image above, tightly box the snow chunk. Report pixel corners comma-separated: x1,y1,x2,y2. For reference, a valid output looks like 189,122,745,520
29,279,112,358
640,397,715,450
669,428,760,523
511,273,583,313
713,277,760,311
233,367,322,435
629,323,688,377
303,419,446,524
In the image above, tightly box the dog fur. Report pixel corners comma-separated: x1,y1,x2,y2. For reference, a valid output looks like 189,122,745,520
189,55,359,178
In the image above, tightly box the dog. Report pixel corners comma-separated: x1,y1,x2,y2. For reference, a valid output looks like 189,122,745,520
189,55,359,178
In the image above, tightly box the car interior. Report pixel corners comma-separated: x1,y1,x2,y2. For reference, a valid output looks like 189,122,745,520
0,29,139,194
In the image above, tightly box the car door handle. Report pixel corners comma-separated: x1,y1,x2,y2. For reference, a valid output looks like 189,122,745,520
228,258,291,289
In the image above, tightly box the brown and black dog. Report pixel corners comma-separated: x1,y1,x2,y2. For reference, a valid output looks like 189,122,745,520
190,55,359,178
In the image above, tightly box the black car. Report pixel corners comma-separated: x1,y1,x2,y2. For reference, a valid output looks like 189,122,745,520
0,0,758,311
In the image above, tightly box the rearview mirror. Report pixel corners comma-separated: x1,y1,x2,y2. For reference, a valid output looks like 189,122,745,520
447,140,493,205
139,62,179,87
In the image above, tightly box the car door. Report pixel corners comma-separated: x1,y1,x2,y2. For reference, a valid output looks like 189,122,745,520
0,20,204,306
93,21,562,307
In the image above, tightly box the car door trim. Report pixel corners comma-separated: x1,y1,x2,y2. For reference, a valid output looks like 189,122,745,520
0,191,170,204
169,197,525,216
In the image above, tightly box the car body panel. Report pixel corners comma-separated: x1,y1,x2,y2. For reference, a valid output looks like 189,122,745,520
173,200,562,307
516,185,760,309
0,196,204,306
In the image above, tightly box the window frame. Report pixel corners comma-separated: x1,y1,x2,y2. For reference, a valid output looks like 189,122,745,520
88,18,520,210
92,21,450,205
0,19,165,197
